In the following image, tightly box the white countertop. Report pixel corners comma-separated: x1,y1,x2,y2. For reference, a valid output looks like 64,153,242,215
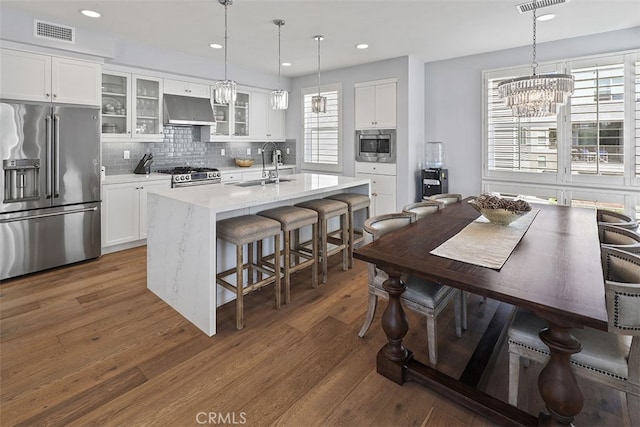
149,173,370,213
103,173,170,184
217,164,295,173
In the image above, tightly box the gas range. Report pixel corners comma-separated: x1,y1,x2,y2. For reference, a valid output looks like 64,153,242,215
157,166,221,188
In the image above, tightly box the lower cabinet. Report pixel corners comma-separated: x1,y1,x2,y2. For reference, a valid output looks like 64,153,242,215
220,166,295,183
102,178,170,250
355,162,397,216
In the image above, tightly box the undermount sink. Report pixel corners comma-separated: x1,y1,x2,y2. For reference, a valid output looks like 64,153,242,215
232,178,293,187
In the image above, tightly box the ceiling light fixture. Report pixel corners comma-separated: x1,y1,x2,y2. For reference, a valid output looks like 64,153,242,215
282,62,292,67
209,43,222,49
311,35,326,114
537,13,556,21
270,19,288,110
356,44,368,49
213,0,236,105
498,0,573,117
80,9,101,18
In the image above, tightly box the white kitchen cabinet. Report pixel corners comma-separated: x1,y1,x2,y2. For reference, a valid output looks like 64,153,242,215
0,48,101,105
102,177,170,250
250,90,285,141
102,69,164,142
163,78,210,98
354,79,397,130
355,162,397,216
209,90,250,140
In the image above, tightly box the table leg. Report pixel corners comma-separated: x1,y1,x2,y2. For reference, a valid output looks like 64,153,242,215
537,321,583,426
377,271,411,384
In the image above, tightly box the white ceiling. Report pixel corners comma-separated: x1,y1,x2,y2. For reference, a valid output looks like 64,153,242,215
2,0,639,77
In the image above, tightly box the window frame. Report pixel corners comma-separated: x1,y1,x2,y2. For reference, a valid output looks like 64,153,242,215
300,83,343,173
482,50,640,216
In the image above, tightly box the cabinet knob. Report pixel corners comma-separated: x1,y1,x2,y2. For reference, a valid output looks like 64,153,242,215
53,94,57,98
45,93,50,98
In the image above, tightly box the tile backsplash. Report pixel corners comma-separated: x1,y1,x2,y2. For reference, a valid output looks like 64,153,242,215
102,126,296,175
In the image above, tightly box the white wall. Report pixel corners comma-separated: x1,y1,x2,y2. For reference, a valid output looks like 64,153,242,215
425,26,640,199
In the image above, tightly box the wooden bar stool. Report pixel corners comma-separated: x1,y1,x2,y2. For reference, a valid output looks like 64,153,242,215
295,199,349,284
216,215,281,330
258,206,319,303
325,193,371,268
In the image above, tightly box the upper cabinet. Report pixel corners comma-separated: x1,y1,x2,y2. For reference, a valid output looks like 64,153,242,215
163,78,210,98
250,90,285,141
210,89,250,139
354,79,397,130
0,48,101,105
102,69,164,142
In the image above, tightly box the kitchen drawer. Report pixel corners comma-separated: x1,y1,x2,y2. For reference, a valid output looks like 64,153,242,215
355,162,397,176
241,170,264,181
220,172,241,183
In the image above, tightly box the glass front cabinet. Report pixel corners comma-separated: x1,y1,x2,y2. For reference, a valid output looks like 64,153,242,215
101,70,163,141
208,89,251,140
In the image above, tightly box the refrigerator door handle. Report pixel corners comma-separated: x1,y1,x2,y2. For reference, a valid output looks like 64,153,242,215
46,114,53,199
53,113,60,198
0,206,98,224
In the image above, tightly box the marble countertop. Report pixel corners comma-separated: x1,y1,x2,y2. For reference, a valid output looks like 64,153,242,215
103,173,171,184
148,173,370,213
217,164,295,173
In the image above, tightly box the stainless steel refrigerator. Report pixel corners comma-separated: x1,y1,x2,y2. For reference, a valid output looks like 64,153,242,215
1,100,101,280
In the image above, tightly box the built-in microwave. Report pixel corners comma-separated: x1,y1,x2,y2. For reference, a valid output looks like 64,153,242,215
355,129,396,163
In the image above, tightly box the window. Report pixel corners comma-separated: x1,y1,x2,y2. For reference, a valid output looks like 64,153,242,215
301,83,342,172
483,51,640,214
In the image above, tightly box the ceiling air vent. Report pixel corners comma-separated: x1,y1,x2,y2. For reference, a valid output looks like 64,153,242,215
516,0,569,13
34,19,75,44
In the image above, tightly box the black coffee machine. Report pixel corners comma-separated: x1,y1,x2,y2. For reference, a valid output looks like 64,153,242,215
422,168,448,199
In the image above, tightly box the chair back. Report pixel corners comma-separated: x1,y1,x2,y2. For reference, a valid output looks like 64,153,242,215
599,224,640,254
597,209,639,231
402,200,444,220
428,193,462,206
363,212,416,283
600,247,640,336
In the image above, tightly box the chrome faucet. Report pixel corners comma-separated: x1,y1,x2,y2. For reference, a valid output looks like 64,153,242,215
261,141,280,185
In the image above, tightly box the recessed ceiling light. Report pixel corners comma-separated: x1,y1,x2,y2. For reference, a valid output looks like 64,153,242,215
537,13,556,21
356,44,369,49
80,9,101,18
282,62,292,67
209,43,223,49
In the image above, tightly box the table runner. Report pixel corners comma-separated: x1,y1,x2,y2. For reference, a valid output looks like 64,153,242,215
430,209,540,270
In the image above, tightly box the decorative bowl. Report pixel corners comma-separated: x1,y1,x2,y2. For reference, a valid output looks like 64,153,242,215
235,158,254,167
468,195,531,225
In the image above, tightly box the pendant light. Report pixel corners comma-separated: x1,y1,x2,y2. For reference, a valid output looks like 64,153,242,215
497,0,574,118
311,35,326,114
270,19,289,110
213,0,237,105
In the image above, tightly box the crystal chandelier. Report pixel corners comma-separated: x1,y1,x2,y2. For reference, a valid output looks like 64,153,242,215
213,0,236,105
497,0,574,118
270,19,288,110
311,35,326,114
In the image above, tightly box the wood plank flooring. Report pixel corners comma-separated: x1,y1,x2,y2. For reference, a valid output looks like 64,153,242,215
0,247,627,426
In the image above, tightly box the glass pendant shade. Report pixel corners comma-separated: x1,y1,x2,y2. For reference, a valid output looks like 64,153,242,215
215,0,236,105
498,74,574,118
498,1,574,118
270,89,288,110
311,95,326,113
214,80,237,105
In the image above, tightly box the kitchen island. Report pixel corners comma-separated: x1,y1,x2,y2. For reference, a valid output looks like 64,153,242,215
146,173,371,336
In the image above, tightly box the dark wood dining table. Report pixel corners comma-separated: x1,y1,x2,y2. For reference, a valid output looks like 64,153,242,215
353,198,608,426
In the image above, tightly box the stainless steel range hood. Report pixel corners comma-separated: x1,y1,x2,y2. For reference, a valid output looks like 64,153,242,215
163,94,216,126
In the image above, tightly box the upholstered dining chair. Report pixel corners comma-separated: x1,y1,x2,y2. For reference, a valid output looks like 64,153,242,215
427,193,462,206
507,247,640,425
597,209,639,231
599,224,640,254
402,200,444,220
358,212,465,366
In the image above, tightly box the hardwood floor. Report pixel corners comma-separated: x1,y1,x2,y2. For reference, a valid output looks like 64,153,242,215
0,247,626,426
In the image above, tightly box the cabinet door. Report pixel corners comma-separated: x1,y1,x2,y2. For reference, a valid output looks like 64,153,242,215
242,170,264,181
267,107,285,140
102,183,139,247
163,79,189,96
250,91,269,140
132,75,163,139
356,172,396,216
354,85,376,129
374,83,396,129
234,92,250,137
101,72,131,137
188,82,210,98
51,57,101,105
138,181,169,239
212,102,231,137
0,49,51,102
